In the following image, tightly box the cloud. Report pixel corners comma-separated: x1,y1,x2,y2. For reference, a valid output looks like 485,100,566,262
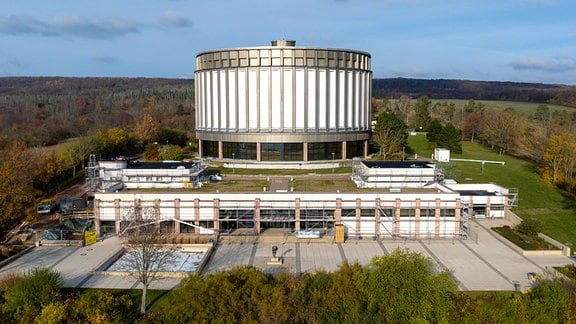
510,57,576,73
158,11,192,28
8,58,27,68
0,13,192,39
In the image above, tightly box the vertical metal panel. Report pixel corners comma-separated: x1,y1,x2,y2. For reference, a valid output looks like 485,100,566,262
219,70,227,130
205,72,212,129
195,72,203,130
248,68,258,130
328,69,337,130
307,69,317,130
318,69,327,130
283,69,293,131
338,70,346,129
271,68,282,130
259,68,270,130
237,69,247,130
211,70,220,129
228,70,237,131
347,71,353,129
295,69,305,130
354,71,361,129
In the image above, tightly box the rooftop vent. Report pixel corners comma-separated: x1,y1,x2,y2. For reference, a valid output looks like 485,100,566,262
271,39,296,47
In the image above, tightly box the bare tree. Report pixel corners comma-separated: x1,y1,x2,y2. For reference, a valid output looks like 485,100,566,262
120,205,178,314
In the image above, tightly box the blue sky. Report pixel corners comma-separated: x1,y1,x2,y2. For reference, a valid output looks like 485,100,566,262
1,0,575,85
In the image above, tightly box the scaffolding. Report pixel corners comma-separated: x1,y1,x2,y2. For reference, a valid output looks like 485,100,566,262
86,154,100,197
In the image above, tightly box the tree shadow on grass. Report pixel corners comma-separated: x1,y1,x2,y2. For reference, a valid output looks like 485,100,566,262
522,162,540,174
561,192,576,213
147,288,172,310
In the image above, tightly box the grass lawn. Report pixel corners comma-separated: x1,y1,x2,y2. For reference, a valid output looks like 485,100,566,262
408,134,576,247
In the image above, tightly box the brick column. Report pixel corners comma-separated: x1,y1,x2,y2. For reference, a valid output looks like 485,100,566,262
295,198,301,231
303,142,308,162
395,198,401,236
454,198,461,237
174,198,181,234
341,141,347,160
375,198,381,237
94,199,101,237
355,198,361,237
435,198,441,238
213,199,220,234
218,141,223,159
254,199,261,234
194,198,200,234
415,198,421,238
335,198,342,225
114,199,121,235
154,199,161,232
256,142,261,162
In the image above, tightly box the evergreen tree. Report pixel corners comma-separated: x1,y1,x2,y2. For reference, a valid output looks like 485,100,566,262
438,122,463,153
426,119,443,144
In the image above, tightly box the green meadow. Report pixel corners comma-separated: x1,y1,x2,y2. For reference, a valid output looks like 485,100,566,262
408,134,576,247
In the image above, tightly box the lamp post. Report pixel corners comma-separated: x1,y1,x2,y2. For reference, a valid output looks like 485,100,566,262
402,146,405,161
331,152,335,174
232,153,235,174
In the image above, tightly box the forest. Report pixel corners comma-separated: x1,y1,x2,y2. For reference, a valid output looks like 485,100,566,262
373,77,576,107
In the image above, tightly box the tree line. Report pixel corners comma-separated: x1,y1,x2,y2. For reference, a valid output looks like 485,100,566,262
1,249,574,323
373,77,576,107
371,96,576,195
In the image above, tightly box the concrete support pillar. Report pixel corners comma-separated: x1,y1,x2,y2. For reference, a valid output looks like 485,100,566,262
218,141,223,159
94,199,101,237
256,142,261,162
303,142,309,162
486,196,491,219
363,140,369,158
174,198,181,234
198,139,203,157
114,199,121,235
415,198,421,238
342,141,347,160
254,199,261,234
213,199,220,234
295,198,301,231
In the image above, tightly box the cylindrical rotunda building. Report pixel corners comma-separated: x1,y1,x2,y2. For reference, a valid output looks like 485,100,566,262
195,40,372,162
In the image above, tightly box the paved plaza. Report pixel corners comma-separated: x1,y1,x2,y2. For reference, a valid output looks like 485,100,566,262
0,219,574,291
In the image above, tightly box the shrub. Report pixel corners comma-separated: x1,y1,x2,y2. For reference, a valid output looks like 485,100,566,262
517,219,543,237
1,267,64,321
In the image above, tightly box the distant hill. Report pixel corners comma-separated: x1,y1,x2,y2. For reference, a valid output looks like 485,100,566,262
1,76,575,107
373,78,576,107
0,77,193,95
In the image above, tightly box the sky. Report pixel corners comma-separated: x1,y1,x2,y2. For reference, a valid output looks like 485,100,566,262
1,0,575,85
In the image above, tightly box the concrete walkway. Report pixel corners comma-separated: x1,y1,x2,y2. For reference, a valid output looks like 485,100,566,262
1,219,574,291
